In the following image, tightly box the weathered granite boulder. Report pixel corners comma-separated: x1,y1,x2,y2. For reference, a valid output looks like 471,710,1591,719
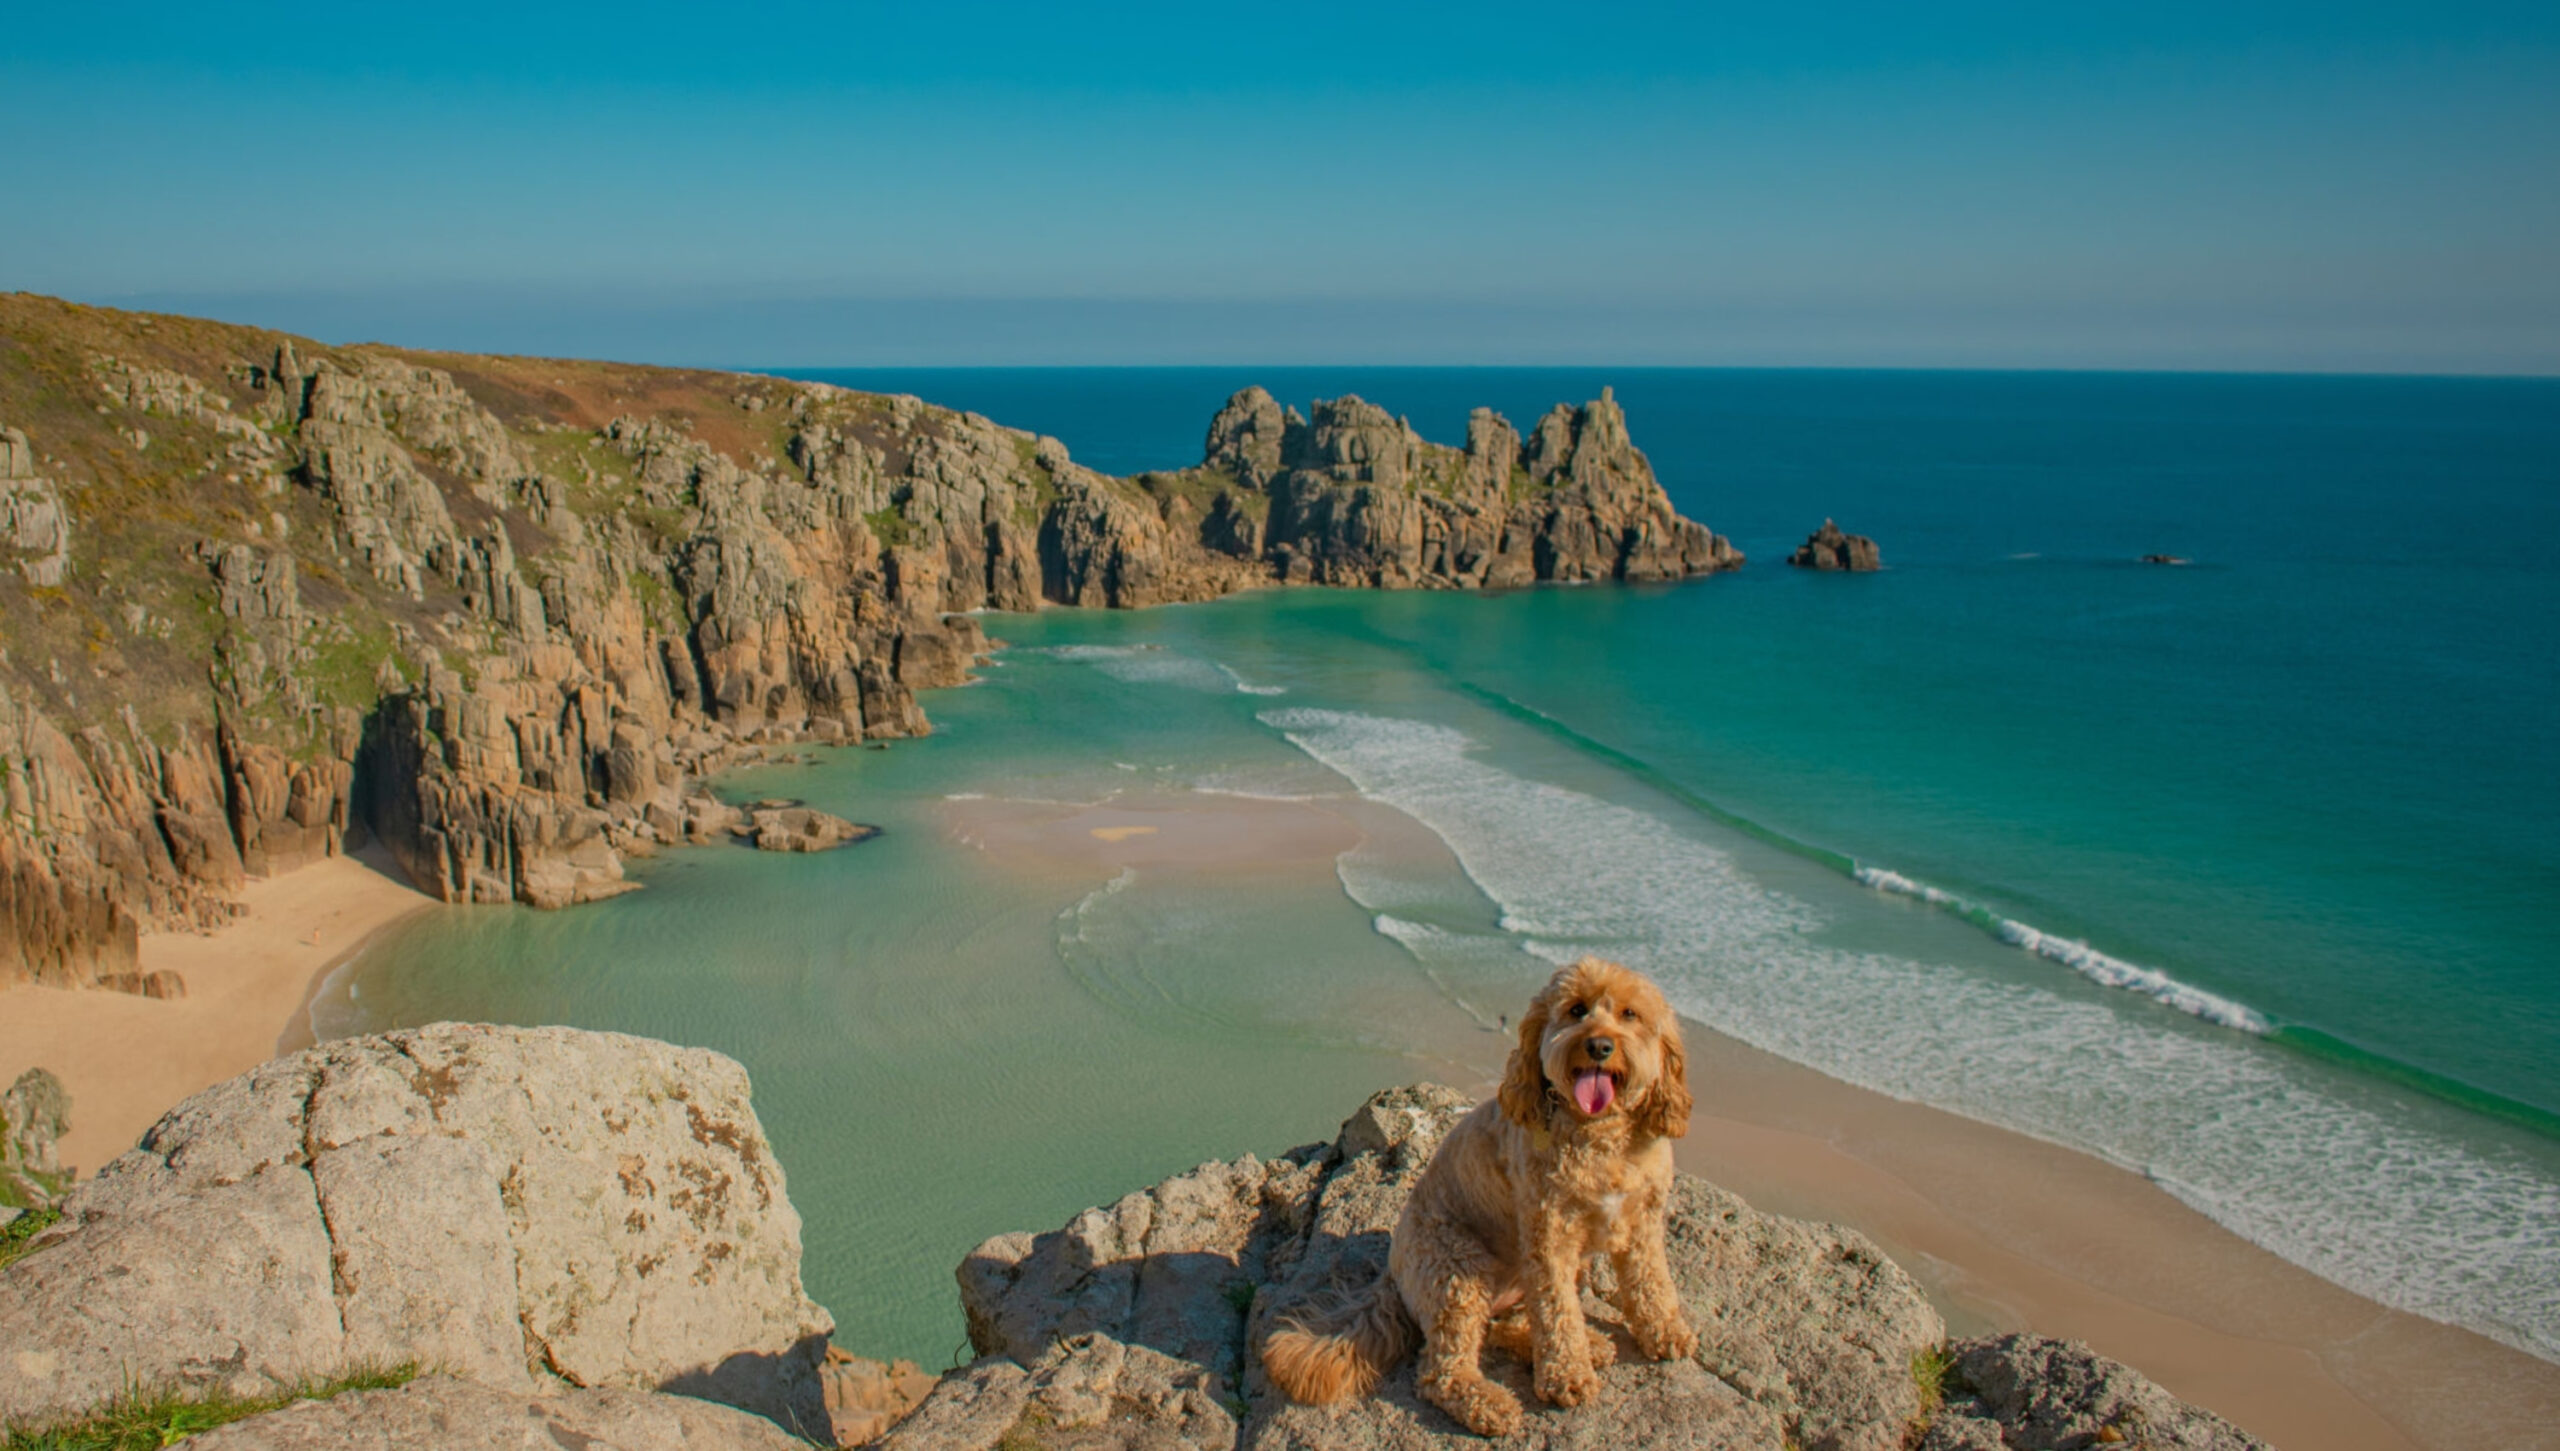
1,1067,70,1205
185,1375,810,1451
0,1024,835,1438
881,1334,1243,1451
940,1083,1937,1451
823,1348,942,1446
1789,519,1881,572
1915,1335,2271,1451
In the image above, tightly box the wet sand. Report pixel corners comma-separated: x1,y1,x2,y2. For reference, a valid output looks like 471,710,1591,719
951,787,2560,1451
0,847,436,1176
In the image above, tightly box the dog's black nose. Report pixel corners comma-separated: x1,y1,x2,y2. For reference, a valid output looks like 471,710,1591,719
1587,1037,1615,1062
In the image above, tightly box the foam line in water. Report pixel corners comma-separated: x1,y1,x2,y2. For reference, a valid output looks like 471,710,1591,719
1040,642,1239,692
1854,866,2270,1033
1263,705,2560,1363
1215,662,1288,696
1445,678,2560,1140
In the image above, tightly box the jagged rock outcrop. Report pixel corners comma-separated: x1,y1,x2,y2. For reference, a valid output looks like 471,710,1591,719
185,1376,812,1451
1789,519,1881,572
0,1024,836,1437
0,296,1746,983
1915,1334,2272,1451
932,1083,1935,1451
1221,386,1741,589
0,426,70,588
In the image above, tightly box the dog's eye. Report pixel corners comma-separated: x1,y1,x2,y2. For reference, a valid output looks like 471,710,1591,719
1568,1003,1589,1020
1623,1008,1641,1024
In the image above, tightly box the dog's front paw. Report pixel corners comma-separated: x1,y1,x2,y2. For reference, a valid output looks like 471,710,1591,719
1534,1355,1601,1408
1633,1313,1697,1362
1584,1325,1618,1368
1429,1377,1523,1438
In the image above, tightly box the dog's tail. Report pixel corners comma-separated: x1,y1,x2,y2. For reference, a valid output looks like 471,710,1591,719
1260,1278,1417,1404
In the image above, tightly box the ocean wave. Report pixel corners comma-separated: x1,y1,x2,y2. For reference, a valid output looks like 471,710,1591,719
1215,662,1288,696
1263,705,2560,1362
1853,867,2270,1033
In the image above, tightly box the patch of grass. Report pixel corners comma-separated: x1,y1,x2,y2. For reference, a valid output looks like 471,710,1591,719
623,569,678,632
865,506,915,549
294,619,402,714
0,1205,64,1270
1908,1344,1958,1440
0,1362,419,1450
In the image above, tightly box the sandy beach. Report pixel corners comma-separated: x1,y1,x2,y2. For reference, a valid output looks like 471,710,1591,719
951,786,2560,1451
0,847,437,1177
9,787,2557,1451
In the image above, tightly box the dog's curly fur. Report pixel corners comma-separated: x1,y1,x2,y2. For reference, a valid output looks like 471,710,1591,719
1261,958,1697,1435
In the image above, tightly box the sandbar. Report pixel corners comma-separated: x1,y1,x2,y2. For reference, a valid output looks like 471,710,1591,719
0,847,437,1176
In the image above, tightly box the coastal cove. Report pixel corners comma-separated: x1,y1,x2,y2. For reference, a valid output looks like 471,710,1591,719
271,343,2560,1442
7,357,2557,1449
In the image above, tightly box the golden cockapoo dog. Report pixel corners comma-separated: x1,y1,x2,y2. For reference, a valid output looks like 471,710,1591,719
1261,957,1696,1436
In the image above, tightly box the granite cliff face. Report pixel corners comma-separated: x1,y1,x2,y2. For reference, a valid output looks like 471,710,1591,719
0,296,1742,986
1202,386,1742,589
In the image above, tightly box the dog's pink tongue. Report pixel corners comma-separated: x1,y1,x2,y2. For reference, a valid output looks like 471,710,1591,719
1573,1069,1616,1116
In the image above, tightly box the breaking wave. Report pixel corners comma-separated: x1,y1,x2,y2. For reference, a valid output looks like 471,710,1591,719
1262,705,2560,1362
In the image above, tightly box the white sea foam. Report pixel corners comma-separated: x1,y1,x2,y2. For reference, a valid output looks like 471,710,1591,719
1216,662,1289,696
1043,643,1237,692
1189,785,1332,803
1264,706,2560,1362
1852,866,2272,1033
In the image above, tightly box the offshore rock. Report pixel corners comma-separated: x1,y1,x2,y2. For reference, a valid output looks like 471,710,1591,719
1789,519,1881,572
941,1083,1934,1451
0,1024,834,1436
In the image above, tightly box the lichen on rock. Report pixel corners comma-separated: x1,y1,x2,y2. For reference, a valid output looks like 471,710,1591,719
0,1023,834,1438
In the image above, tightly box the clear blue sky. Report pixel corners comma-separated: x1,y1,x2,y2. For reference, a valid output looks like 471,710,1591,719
5,2,2555,371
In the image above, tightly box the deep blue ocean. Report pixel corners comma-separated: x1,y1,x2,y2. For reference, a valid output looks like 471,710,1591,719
329,368,2560,1361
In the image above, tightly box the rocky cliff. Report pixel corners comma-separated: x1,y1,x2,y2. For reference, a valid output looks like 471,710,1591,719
0,1046,2275,1450
0,295,1741,987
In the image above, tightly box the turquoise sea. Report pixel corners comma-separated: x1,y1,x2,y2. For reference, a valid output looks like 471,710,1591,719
313,369,2560,1367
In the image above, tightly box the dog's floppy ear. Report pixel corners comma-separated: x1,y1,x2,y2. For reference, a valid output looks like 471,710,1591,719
1497,980,1557,1130
1637,1013,1693,1141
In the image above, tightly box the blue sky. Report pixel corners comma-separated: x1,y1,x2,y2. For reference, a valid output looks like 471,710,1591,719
5,3,2556,370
